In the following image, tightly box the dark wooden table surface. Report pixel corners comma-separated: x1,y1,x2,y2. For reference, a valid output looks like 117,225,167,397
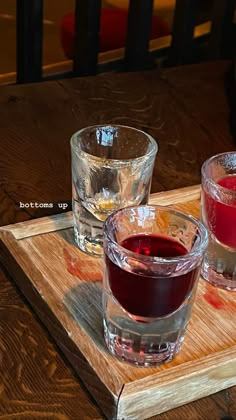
0,60,235,420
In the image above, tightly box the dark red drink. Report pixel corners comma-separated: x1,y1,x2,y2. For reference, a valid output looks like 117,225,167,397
203,174,236,248
105,234,199,318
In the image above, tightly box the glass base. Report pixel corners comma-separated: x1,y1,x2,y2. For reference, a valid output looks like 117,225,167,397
201,261,236,291
201,234,236,291
74,228,103,257
103,316,186,367
72,199,104,257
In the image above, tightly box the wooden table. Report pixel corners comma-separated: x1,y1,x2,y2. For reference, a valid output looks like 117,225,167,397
0,61,235,419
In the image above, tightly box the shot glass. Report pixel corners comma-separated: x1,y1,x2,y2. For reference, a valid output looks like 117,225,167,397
103,205,208,366
71,125,157,256
201,151,236,290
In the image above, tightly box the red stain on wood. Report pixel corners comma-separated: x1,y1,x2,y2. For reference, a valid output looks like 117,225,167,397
203,283,236,312
63,248,103,282
203,287,226,310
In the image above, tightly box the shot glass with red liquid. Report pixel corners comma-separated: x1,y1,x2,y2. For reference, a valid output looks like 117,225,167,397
201,152,236,290
103,205,208,366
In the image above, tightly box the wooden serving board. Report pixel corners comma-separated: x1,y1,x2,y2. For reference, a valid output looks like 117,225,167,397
1,185,236,420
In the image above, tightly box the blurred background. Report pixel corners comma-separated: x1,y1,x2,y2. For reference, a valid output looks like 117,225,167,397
0,0,214,84
0,0,74,77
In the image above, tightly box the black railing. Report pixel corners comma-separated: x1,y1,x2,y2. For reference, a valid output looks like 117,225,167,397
73,0,102,76
15,0,236,84
124,0,155,71
16,0,43,83
209,0,236,59
169,0,198,66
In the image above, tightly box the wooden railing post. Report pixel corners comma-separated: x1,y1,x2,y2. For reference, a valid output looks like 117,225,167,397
16,0,43,83
208,0,236,59
169,0,198,66
124,0,155,71
73,0,102,76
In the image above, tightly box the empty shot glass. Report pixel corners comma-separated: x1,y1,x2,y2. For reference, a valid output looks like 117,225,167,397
201,151,236,290
71,125,158,256
103,205,208,366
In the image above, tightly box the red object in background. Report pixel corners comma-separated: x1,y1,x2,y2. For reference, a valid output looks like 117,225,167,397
60,8,170,59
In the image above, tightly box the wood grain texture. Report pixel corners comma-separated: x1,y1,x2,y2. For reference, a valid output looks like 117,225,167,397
1,211,73,240
1,185,201,241
0,61,236,420
0,269,103,420
0,61,234,227
1,186,236,419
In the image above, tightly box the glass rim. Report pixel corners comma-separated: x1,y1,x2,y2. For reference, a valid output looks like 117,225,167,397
70,124,158,163
103,205,208,265
201,151,236,196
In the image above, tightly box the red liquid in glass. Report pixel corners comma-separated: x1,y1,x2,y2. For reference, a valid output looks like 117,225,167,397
106,234,199,318
203,174,236,248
